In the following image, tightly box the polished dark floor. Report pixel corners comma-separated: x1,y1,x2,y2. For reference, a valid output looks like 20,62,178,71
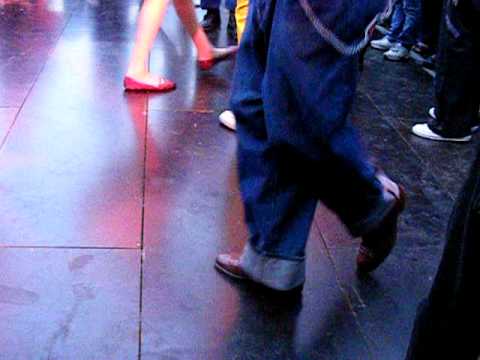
1,1,479,359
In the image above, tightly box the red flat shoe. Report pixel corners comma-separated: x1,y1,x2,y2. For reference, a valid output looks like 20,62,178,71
197,46,238,71
123,76,176,92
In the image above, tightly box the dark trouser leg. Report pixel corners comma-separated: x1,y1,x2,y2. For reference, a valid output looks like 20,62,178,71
406,146,480,359
420,0,443,50
430,0,480,137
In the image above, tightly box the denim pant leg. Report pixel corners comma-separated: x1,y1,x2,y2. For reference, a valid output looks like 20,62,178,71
225,0,237,11
397,0,421,47
231,0,316,291
430,0,480,137
232,0,394,291
405,147,480,360
267,0,395,237
388,2,405,42
200,0,221,10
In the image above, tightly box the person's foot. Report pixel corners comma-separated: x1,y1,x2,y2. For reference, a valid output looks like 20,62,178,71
384,43,410,61
219,110,236,131
370,36,395,50
123,73,176,92
200,9,220,32
215,253,248,279
428,107,480,133
227,11,237,42
357,184,406,273
197,45,238,70
412,123,472,142
215,252,304,295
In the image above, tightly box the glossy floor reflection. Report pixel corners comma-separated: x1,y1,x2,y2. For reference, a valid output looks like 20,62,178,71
1,1,479,359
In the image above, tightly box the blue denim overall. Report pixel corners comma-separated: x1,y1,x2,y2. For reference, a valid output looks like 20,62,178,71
231,0,395,290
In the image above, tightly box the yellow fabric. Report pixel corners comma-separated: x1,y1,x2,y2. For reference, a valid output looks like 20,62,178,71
235,0,249,43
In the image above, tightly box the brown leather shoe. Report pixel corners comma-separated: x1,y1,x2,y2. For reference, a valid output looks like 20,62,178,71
357,185,406,273
215,252,304,300
215,253,249,280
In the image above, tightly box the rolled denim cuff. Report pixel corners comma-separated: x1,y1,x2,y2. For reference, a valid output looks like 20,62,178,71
240,244,306,291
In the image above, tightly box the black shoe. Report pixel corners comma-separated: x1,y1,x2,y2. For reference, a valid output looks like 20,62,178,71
201,9,220,32
227,11,237,42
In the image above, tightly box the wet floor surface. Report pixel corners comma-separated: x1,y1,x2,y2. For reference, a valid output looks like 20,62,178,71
1,1,479,359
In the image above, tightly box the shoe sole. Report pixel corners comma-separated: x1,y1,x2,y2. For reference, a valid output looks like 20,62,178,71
412,127,472,142
214,261,248,280
370,43,392,51
384,53,410,62
422,67,436,78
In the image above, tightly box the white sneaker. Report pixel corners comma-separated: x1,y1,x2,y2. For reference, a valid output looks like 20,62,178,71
428,107,479,133
370,36,395,51
412,123,471,142
219,110,236,131
384,43,410,61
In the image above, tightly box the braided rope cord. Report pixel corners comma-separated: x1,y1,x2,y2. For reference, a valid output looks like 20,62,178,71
297,0,396,55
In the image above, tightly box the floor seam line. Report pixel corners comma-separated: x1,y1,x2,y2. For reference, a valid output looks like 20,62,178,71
363,92,455,202
0,6,77,153
314,220,377,359
0,246,140,250
137,78,150,360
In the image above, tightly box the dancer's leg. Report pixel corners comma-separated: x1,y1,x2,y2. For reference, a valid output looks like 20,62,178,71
172,0,212,59
126,0,171,86
173,0,237,64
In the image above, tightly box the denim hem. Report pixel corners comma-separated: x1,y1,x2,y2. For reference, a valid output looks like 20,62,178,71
240,244,306,291
348,190,396,237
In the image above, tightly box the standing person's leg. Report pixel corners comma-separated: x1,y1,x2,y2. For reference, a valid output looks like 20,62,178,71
412,0,479,141
405,147,480,360
389,1,407,41
397,0,421,48
384,0,421,60
371,3,405,50
434,0,480,136
216,0,405,291
420,0,443,52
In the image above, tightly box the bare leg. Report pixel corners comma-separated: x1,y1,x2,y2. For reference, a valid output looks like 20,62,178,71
172,0,214,60
126,0,171,86
125,0,238,87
